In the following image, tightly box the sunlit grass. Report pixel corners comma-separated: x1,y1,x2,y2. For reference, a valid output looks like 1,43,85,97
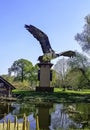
54,88,90,94
13,88,90,95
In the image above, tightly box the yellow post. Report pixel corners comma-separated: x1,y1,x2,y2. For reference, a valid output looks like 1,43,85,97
14,116,17,130
7,119,10,130
22,113,26,130
26,119,30,130
17,123,19,130
3,119,6,129
36,115,39,130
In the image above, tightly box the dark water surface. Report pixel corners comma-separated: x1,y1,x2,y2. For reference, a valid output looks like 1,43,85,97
0,102,90,130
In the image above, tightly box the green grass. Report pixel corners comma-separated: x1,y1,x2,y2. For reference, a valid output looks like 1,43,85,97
13,88,90,94
54,88,90,94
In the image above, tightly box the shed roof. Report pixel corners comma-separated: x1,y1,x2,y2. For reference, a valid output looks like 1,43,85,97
0,76,16,90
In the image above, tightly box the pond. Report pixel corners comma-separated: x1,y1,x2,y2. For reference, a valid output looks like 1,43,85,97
0,102,90,130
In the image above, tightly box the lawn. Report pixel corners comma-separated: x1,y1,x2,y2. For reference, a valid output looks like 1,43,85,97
54,88,90,94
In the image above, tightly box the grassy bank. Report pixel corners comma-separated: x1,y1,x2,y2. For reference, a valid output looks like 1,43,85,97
13,88,90,103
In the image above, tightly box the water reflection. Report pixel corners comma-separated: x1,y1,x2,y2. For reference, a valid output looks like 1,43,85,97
50,104,81,129
36,103,52,130
0,103,15,119
0,102,90,129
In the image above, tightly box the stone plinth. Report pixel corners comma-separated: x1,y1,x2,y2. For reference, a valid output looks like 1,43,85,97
36,86,54,92
36,62,54,92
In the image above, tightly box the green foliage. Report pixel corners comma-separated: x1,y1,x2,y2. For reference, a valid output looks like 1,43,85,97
51,70,59,87
1,74,14,83
75,14,90,54
54,52,90,89
9,59,33,82
43,54,52,61
8,59,38,88
67,52,90,69
67,52,90,89
27,64,38,86
12,81,30,90
65,68,90,90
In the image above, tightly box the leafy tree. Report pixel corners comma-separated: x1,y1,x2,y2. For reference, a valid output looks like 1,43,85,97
8,59,33,82
26,64,38,86
65,68,88,90
54,52,90,89
67,52,90,87
75,14,90,54
51,70,59,87
67,52,90,69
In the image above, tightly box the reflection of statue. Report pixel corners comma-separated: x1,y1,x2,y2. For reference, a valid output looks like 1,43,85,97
36,103,53,130
25,24,76,62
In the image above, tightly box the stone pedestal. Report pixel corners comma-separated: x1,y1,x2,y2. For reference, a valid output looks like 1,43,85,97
36,62,54,92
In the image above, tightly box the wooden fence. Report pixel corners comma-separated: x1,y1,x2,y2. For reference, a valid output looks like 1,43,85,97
0,114,39,130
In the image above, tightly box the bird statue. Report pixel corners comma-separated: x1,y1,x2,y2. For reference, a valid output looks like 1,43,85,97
25,24,76,62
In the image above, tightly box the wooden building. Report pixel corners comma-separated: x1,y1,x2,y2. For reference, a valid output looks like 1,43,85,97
0,76,15,97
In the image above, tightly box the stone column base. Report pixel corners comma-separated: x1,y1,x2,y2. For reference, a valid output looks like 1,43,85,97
36,87,54,92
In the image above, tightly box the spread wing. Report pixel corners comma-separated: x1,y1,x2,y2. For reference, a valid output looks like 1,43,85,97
25,24,53,54
59,50,76,57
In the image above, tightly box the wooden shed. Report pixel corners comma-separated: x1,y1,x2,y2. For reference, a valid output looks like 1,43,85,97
0,76,15,97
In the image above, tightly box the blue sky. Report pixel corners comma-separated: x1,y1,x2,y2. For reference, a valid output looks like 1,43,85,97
0,0,90,75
